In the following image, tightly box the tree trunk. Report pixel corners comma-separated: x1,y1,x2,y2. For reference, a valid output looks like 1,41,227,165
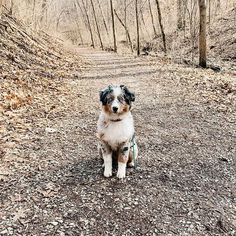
0,0,3,18
214,0,220,18
74,2,84,45
40,0,47,27
80,0,95,48
183,0,187,37
97,0,109,37
110,0,117,52
32,0,36,29
140,6,151,40
114,9,133,52
135,0,140,56
75,0,90,35
198,0,207,68
177,0,184,30
155,0,167,53
148,0,157,37
9,0,13,15
90,0,103,50
56,9,65,31
208,0,211,30
124,0,128,42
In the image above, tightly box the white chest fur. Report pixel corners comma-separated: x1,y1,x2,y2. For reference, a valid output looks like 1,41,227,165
97,112,134,150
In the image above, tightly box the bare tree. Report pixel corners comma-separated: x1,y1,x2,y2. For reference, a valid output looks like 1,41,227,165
0,0,3,18
39,0,48,28
140,6,151,40
135,0,140,56
182,0,188,37
56,9,66,31
32,0,36,29
110,0,117,52
155,0,167,53
75,0,90,34
96,0,109,37
186,0,198,61
114,9,133,52
208,0,211,31
124,0,128,42
9,0,13,15
198,0,207,68
177,0,184,30
148,0,157,37
90,0,103,49
73,2,84,44
80,0,95,48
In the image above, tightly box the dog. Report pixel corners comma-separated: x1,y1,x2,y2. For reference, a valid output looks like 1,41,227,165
97,85,138,179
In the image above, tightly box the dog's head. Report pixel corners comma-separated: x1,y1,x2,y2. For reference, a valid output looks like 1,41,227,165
99,85,135,115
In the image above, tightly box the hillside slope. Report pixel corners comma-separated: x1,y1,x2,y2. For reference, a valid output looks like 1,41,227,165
0,13,83,163
145,7,236,71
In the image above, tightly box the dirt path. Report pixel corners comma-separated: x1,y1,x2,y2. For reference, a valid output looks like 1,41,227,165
0,47,236,236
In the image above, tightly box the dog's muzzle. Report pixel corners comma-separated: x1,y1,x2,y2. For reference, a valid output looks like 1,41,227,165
112,106,118,113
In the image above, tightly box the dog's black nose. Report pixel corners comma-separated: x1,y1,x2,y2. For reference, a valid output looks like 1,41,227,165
112,107,118,113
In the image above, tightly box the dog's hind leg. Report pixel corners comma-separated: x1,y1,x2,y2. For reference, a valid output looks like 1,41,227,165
99,141,112,177
117,142,130,179
127,141,138,168
98,144,103,161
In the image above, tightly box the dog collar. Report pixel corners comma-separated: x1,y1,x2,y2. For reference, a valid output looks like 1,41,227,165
110,118,122,122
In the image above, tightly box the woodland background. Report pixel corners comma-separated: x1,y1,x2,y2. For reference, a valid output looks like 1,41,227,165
1,0,236,68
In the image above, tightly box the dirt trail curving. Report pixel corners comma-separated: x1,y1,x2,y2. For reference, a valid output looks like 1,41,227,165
0,47,236,235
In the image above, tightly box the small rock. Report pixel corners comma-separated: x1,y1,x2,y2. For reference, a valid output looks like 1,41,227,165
50,221,59,226
124,207,131,210
219,157,229,162
57,231,65,236
45,127,57,133
0,229,8,235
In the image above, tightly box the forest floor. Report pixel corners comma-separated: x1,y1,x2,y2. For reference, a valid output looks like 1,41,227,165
1,43,236,235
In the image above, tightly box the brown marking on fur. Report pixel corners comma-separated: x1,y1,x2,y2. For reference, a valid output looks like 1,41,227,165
103,104,112,114
128,152,133,163
118,155,128,163
122,104,129,113
100,140,112,154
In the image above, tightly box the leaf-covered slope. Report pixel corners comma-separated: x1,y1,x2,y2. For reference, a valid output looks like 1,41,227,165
0,13,83,160
145,7,236,70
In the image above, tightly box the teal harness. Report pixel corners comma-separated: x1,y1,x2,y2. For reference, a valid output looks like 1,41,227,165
130,134,137,169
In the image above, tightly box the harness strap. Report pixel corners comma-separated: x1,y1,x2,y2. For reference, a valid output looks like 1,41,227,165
130,133,137,169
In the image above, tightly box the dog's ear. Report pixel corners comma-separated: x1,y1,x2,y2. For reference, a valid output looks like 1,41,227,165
99,87,111,105
99,90,107,105
121,85,135,104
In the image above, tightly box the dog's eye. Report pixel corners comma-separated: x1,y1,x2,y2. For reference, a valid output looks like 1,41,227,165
118,96,124,103
107,97,113,104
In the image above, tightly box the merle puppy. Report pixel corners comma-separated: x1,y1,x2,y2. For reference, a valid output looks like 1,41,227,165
97,85,138,179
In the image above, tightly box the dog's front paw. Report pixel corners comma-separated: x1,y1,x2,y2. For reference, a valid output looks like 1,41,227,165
117,162,126,179
117,170,126,179
104,169,112,177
